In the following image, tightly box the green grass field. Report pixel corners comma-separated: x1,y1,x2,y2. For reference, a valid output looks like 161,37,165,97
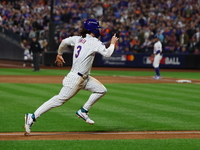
1,139,200,150
0,68,200,150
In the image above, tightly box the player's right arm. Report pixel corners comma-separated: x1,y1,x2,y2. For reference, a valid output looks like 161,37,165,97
154,42,162,55
57,36,77,55
55,36,78,66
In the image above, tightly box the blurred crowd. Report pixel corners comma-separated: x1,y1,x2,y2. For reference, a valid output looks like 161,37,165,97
0,0,200,54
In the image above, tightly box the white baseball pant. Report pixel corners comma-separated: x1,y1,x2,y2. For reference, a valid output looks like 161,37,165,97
153,54,162,68
34,72,107,119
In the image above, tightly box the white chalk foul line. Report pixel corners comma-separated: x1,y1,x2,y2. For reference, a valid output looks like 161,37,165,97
119,76,176,82
1,131,200,136
118,76,200,84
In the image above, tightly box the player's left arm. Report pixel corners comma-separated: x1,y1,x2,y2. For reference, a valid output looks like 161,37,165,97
99,34,119,57
155,50,161,54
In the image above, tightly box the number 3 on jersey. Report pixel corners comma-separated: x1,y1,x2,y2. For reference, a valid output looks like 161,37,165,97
75,45,82,58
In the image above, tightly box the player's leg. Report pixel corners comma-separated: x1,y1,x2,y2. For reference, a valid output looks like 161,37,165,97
35,53,40,71
32,53,37,71
25,72,84,134
23,56,28,67
153,54,162,79
30,53,34,67
76,76,107,124
82,76,107,110
34,73,84,119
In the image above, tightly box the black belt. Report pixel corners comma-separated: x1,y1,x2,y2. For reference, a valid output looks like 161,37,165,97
78,72,88,79
78,72,83,77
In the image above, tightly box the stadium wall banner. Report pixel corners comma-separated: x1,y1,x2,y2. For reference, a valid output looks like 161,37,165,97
42,52,200,69
95,53,186,68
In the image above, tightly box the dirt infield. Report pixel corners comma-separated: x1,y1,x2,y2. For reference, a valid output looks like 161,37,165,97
1,60,200,140
1,75,200,84
1,131,200,141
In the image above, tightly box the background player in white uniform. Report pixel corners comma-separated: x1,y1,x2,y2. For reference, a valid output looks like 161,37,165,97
152,35,163,79
21,39,33,67
24,19,119,135
23,49,33,67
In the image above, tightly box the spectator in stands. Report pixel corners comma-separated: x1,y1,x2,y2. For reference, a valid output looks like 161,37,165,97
122,47,132,54
180,46,189,54
175,42,181,54
137,28,145,46
179,29,189,47
29,28,37,40
54,10,61,25
140,37,153,54
1,0,200,55
188,36,197,53
130,36,140,53
117,37,125,53
165,32,177,53
123,36,131,48
193,28,200,41
143,26,153,43
39,39,48,52
194,37,200,52
101,28,112,45
193,47,200,54
187,22,196,40
155,30,164,43
114,44,122,53
93,3,104,18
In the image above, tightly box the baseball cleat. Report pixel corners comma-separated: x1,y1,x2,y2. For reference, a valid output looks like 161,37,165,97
76,108,94,125
24,113,36,135
153,76,162,80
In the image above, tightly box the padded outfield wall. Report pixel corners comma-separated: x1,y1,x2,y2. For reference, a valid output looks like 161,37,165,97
0,35,24,60
43,52,200,69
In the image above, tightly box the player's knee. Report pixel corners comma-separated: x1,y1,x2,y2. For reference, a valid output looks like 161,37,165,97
104,88,107,94
53,95,68,104
99,87,107,95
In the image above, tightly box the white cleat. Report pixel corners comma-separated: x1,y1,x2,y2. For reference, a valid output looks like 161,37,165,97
76,108,94,125
153,76,162,80
24,113,35,135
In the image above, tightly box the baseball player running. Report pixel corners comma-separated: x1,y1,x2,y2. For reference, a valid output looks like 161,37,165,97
24,19,119,135
152,35,163,79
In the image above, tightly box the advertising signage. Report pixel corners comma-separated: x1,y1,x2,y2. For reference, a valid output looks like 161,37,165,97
96,53,185,68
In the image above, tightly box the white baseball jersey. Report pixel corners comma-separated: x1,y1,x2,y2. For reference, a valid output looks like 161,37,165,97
153,41,163,68
153,41,162,54
34,34,115,119
59,34,114,75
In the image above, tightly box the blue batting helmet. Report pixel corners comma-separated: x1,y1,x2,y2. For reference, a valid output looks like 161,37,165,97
83,19,101,38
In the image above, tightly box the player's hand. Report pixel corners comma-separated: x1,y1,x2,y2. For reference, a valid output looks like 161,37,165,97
55,54,66,67
110,33,119,45
149,54,154,63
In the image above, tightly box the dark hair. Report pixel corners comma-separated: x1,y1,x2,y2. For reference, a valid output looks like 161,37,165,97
80,27,91,38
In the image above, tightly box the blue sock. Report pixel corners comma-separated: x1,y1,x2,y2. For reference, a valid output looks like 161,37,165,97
32,114,36,121
81,108,88,113
155,67,160,76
